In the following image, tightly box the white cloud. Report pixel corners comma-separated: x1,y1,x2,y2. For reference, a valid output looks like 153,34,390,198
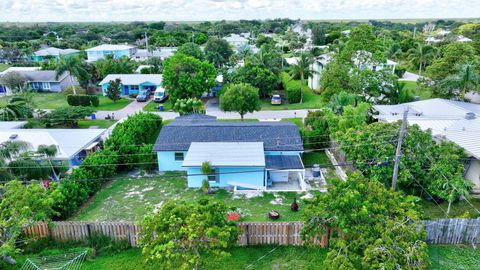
1,0,478,22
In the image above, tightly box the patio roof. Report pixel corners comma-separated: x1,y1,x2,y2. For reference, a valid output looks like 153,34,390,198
265,155,304,170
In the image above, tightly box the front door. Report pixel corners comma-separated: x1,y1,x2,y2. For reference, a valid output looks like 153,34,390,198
123,85,129,95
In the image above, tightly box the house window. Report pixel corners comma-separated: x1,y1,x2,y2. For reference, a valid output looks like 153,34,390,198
130,85,139,91
174,152,184,161
207,169,219,183
42,82,51,90
31,82,40,89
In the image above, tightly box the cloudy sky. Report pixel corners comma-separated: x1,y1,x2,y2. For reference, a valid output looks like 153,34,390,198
1,0,479,22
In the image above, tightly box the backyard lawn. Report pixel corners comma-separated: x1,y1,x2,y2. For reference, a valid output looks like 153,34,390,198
0,93,131,111
261,88,323,111
419,198,480,219
25,119,117,129
402,80,432,100
281,118,304,128
74,172,315,222
143,99,173,112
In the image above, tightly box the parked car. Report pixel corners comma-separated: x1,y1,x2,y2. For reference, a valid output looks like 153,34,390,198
153,88,168,103
271,94,282,105
136,90,150,102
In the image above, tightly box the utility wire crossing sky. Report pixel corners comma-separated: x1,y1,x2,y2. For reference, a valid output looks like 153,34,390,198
1,0,479,22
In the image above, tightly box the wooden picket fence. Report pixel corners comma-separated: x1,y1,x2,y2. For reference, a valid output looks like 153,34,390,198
23,219,480,248
423,218,480,244
24,221,329,248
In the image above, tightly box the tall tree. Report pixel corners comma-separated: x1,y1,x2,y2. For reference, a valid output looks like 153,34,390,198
204,37,234,68
438,63,480,100
0,72,25,93
55,56,89,95
177,42,205,60
220,83,261,121
105,78,122,103
289,53,316,103
407,43,437,75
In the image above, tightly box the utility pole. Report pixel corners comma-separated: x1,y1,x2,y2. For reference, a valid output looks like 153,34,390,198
391,107,409,191
413,26,417,39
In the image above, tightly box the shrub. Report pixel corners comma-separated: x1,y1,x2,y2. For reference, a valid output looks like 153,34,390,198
90,95,99,107
67,95,99,107
394,64,406,78
281,73,302,103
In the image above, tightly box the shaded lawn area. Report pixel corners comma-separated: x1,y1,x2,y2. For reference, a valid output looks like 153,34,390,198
96,96,132,111
261,88,323,111
419,198,480,219
5,246,329,270
0,63,10,72
74,172,313,222
429,245,480,270
143,99,173,112
281,118,304,128
301,151,330,167
402,80,432,100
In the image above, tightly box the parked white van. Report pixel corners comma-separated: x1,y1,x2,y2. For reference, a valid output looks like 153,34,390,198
153,88,168,103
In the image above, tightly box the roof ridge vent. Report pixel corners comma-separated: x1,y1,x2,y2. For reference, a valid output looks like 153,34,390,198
465,112,476,120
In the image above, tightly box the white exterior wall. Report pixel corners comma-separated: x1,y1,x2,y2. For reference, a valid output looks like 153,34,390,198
465,158,480,188
308,61,323,90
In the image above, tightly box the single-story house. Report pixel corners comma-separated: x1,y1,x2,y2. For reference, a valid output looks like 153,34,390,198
32,47,80,62
99,74,163,96
132,47,177,61
153,114,306,191
374,98,480,193
223,33,250,48
0,69,78,93
86,44,137,62
0,128,106,167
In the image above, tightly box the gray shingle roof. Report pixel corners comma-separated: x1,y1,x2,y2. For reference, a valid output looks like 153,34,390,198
20,70,69,82
154,114,304,152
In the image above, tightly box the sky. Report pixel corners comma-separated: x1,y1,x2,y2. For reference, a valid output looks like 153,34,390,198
1,0,479,22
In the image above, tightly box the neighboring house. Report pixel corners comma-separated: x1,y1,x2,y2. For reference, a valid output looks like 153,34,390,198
0,69,78,93
32,47,80,62
86,44,137,62
0,128,106,167
0,121,27,129
154,114,306,191
223,33,250,49
374,98,480,193
132,47,177,61
0,67,40,95
308,53,332,90
99,74,163,96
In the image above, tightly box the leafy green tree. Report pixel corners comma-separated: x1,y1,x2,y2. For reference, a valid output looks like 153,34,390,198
95,55,137,79
437,63,480,100
248,43,283,75
55,56,89,95
328,91,357,114
162,53,216,103
177,42,205,60
205,37,234,68
43,106,95,128
387,81,415,104
348,68,397,103
0,72,25,93
319,59,350,102
106,78,122,103
220,83,261,121
140,198,238,270
172,98,205,115
386,43,402,61
407,43,437,75
228,63,278,98
311,25,326,46
289,53,316,103
0,181,56,265
302,174,429,269
425,42,476,80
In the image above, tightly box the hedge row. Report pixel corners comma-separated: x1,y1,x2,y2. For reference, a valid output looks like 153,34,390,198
67,95,99,107
53,112,163,219
280,73,302,104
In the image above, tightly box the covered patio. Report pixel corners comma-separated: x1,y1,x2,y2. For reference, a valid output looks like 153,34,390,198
265,155,306,191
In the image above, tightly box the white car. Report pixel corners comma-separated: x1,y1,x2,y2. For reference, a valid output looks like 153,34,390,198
271,94,282,105
153,88,168,103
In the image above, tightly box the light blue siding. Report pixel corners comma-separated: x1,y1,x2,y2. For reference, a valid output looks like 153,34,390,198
87,49,132,62
186,166,265,188
101,81,159,96
264,151,302,156
157,151,187,171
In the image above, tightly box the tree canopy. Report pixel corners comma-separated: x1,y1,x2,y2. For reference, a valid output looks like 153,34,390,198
219,83,261,120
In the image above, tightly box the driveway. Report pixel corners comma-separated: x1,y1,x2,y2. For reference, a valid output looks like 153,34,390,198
95,99,150,120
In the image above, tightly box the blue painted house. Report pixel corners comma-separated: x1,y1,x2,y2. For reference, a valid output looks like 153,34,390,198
99,74,163,96
32,47,80,62
153,114,305,191
0,70,79,93
86,44,137,62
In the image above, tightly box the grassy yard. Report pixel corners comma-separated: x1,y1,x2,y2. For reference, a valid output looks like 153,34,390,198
74,172,314,222
281,118,304,128
25,119,117,129
5,245,479,270
301,151,330,167
419,198,480,219
402,80,432,100
0,63,10,72
261,88,323,111
143,99,173,112
0,93,131,111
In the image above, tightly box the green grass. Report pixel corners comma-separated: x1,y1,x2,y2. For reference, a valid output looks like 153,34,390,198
4,246,329,270
143,100,173,112
419,198,480,219
402,80,432,100
77,120,117,129
301,151,330,167
74,173,313,222
281,118,304,128
261,88,323,111
429,245,480,270
0,63,10,72
96,96,132,111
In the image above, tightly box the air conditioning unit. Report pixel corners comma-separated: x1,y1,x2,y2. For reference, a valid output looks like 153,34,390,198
465,112,476,120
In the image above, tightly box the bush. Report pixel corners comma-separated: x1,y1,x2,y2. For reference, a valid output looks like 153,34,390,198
63,86,87,95
394,64,407,78
281,73,302,103
67,95,99,107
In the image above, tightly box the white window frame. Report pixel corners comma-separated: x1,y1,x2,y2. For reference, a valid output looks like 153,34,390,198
174,152,184,161
130,85,139,91
42,82,51,90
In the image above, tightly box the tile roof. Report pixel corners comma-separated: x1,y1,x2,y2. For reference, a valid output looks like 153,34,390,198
154,114,304,152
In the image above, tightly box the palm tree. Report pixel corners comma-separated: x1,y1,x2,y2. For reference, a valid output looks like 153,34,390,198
37,144,61,182
289,53,316,103
407,43,437,75
440,63,480,100
0,96,31,121
55,56,89,95
0,140,30,180
386,43,402,61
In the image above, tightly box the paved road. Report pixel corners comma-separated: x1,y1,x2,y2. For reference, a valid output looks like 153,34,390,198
95,99,315,121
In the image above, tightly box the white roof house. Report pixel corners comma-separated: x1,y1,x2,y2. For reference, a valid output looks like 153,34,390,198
85,44,136,52
0,67,40,75
34,47,79,57
183,142,266,167
99,74,163,86
374,98,480,190
0,129,106,161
